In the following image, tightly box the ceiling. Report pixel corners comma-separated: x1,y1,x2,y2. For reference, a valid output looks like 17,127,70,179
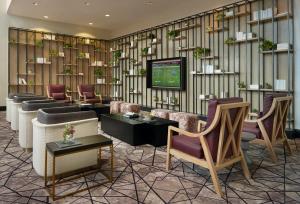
7,0,237,37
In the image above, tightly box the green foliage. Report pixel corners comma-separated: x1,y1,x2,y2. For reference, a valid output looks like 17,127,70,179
153,96,159,102
123,70,129,75
49,49,58,57
216,13,225,21
193,47,210,58
35,40,43,48
112,78,120,84
259,40,276,51
63,43,73,48
63,68,73,75
141,47,149,55
225,38,236,44
94,68,103,78
148,33,156,39
265,83,273,89
252,108,259,113
139,68,146,76
238,81,246,88
167,30,180,39
78,52,85,58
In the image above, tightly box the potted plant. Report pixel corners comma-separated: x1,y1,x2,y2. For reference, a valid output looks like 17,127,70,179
259,40,276,51
148,33,156,40
63,68,73,75
167,30,180,39
264,83,273,89
206,26,213,32
153,96,159,102
252,108,259,114
238,81,247,88
49,49,58,57
63,43,73,48
112,78,120,84
225,38,236,45
113,50,122,62
139,68,146,76
94,68,104,84
123,70,130,75
63,124,75,143
78,52,86,59
35,40,43,48
141,47,149,55
216,13,225,21
194,47,210,58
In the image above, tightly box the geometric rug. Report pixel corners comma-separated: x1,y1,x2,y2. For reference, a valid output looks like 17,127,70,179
0,111,300,203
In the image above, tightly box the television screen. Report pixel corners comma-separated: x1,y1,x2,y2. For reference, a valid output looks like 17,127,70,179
147,57,186,90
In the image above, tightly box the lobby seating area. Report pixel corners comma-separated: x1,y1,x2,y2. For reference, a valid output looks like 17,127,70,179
1,0,300,203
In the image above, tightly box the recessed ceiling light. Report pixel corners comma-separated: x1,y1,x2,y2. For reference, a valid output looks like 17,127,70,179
43,16,49,19
89,22,93,25
144,1,152,5
33,2,38,6
84,2,90,6
105,14,110,17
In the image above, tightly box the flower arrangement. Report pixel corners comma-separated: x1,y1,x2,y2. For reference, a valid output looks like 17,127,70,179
63,124,75,143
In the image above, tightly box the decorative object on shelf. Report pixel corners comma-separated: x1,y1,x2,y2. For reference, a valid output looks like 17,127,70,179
58,52,65,57
170,97,178,105
10,39,16,43
63,123,75,144
148,33,156,40
123,70,129,75
35,40,43,48
95,68,103,78
49,49,58,57
206,26,213,32
276,43,292,51
216,13,225,21
141,47,149,55
91,61,103,66
78,52,89,59
252,7,277,21
28,80,34,86
235,32,257,41
225,10,234,17
264,83,273,89
259,40,276,51
167,30,180,39
113,50,122,62
139,68,146,76
112,78,120,84
63,43,73,48
129,58,137,65
63,68,73,75
275,79,286,90
252,108,259,114
43,34,55,40
238,81,246,88
225,38,236,44
193,47,210,58
153,96,159,102
130,40,137,48
249,84,259,90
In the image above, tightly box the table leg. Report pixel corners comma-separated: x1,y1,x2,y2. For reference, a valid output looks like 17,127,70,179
99,147,102,163
152,147,157,166
52,156,56,200
44,148,47,186
110,144,114,182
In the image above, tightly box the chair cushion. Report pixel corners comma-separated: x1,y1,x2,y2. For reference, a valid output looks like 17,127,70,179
48,85,65,97
243,121,262,139
52,93,65,100
172,134,204,159
83,92,95,99
79,85,95,94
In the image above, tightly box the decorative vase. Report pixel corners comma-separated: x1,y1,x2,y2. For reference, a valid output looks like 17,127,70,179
63,134,74,143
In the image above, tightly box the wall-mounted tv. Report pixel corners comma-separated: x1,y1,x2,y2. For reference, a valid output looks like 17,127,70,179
146,57,186,90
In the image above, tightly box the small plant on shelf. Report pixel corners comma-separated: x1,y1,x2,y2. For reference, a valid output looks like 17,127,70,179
216,13,225,21
238,81,247,88
35,40,43,48
252,108,259,113
170,97,178,105
141,47,149,55
9,39,16,43
63,68,73,75
123,70,130,75
95,47,101,52
94,68,103,78
153,96,159,102
167,30,180,39
63,43,73,48
112,50,122,61
225,38,236,44
78,52,85,59
112,78,120,84
148,33,156,40
49,49,58,57
193,47,210,58
206,26,213,32
259,40,276,51
264,83,273,89
129,58,137,64
139,68,147,76
28,80,34,86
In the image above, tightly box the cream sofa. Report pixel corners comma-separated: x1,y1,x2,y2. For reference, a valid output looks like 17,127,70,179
11,95,46,131
32,106,98,177
18,99,67,149
6,93,35,122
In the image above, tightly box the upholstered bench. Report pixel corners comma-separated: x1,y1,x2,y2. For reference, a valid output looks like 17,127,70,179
18,99,69,149
6,93,35,122
110,101,124,114
32,106,98,176
150,109,175,119
11,95,47,131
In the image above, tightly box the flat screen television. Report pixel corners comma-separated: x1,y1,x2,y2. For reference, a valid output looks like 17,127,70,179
146,57,186,90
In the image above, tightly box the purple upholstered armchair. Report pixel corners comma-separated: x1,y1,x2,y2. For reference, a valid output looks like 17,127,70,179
78,85,102,104
46,84,72,102
243,93,292,162
167,98,249,196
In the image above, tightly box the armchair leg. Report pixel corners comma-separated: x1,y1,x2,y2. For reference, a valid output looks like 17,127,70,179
239,148,250,179
166,152,171,171
260,131,278,163
206,160,223,197
283,134,292,154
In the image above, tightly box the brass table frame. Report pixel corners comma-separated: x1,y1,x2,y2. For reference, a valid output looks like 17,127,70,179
45,144,114,201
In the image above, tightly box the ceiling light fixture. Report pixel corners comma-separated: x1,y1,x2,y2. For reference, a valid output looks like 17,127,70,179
144,1,153,5
43,16,49,19
84,2,90,6
33,2,38,6
89,22,93,25
105,14,110,17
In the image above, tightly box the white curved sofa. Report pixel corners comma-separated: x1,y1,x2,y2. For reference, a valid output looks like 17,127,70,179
32,106,98,177
18,99,66,149
11,95,46,131
6,93,35,122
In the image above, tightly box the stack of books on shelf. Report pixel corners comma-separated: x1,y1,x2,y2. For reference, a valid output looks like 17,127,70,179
236,32,256,41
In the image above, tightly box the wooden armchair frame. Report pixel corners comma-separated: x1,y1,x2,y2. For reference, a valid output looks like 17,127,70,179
77,85,102,104
246,96,292,162
46,85,72,101
166,102,250,197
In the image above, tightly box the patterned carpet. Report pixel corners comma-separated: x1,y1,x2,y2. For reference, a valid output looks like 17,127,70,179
0,111,300,204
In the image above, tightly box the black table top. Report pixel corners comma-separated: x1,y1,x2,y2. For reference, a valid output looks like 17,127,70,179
102,114,178,126
46,134,112,156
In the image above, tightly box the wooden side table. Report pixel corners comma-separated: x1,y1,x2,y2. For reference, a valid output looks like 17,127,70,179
45,134,113,201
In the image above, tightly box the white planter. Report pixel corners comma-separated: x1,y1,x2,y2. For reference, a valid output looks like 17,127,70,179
97,78,105,84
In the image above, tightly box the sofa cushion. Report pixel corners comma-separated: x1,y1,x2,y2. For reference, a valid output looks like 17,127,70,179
21,100,69,111
13,96,47,103
169,112,199,133
52,93,65,100
9,93,35,99
172,134,203,159
83,92,95,99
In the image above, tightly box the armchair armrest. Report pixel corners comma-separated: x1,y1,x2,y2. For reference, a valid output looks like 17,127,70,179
197,120,207,132
168,126,201,138
95,92,102,103
65,93,72,101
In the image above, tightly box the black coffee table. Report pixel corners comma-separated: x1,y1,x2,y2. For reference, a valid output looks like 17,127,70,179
101,114,178,147
80,104,110,121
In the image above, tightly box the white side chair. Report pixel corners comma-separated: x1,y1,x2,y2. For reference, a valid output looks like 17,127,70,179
32,107,99,177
